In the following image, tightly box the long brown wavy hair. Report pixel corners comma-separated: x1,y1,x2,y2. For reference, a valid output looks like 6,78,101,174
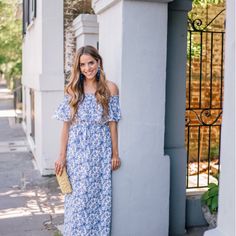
65,45,110,122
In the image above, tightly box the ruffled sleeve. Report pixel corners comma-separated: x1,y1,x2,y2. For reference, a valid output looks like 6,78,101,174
53,95,71,122
108,95,121,122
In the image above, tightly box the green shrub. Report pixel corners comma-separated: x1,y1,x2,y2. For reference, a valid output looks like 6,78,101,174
201,181,219,213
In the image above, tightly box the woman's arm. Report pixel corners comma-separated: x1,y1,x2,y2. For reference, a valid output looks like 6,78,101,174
109,121,120,170
107,80,121,171
55,121,70,175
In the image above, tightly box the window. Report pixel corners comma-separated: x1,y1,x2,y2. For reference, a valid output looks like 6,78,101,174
23,0,36,34
29,88,35,141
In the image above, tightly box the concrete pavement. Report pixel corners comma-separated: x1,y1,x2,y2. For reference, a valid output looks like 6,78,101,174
0,79,208,236
0,80,64,236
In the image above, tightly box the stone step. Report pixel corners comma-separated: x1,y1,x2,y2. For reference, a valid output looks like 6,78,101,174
0,140,29,153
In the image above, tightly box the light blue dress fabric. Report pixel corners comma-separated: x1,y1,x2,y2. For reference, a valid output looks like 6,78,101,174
54,94,121,236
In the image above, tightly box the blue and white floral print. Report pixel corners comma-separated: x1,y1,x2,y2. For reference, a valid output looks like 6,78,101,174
54,94,121,236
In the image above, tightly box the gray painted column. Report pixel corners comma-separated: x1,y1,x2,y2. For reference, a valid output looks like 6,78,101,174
164,0,192,235
93,0,172,235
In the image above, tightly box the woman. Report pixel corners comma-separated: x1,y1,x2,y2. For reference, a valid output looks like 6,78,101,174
54,45,121,235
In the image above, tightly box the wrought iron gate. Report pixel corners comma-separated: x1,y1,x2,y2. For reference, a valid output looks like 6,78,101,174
185,10,225,189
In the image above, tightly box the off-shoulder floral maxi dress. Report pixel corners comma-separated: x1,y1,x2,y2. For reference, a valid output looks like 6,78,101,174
54,94,121,236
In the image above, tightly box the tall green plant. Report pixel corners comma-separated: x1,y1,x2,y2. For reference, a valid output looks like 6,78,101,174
201,177,219,213
0,0,22,84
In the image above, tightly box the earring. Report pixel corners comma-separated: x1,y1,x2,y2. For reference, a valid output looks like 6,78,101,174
96,68,101,81
80,73,85,84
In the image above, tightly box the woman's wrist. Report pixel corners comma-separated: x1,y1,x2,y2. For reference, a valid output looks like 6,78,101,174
58,156,66,165
112,153,119,159
59,153,66,159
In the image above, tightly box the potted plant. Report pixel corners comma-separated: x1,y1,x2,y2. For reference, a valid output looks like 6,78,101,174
201,178,219,228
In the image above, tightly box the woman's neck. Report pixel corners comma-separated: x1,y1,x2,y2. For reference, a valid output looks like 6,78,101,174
84,78,97,93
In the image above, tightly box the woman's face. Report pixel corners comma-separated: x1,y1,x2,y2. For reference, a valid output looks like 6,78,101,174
79,54,99,81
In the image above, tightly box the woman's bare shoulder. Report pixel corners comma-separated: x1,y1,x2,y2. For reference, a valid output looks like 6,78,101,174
106,80,119,96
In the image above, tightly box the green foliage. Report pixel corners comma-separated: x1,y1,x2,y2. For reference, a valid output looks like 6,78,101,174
187,38,201,59
54,231,63,236
192,0,224,7
210,145,219,158
201,181,219,213
0,0,22,83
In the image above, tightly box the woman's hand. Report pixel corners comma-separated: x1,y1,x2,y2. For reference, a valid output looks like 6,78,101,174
56,122,70,176
55,158,66,176
112,155,121,171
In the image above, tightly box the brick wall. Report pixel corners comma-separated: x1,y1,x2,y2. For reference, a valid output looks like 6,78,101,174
186,2,225,162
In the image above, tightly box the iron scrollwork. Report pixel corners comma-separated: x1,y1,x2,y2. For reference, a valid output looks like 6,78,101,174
188,9,225,32
185,109,222,126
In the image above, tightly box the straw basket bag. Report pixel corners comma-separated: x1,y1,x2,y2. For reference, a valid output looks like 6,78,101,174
56,167,72,194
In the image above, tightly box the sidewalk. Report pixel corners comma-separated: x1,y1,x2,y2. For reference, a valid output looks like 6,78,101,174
0,80,208,236
0,81,64,236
